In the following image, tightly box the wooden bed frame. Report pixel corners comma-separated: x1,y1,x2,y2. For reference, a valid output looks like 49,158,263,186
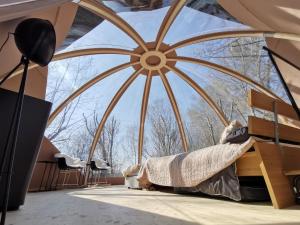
236,89,300,209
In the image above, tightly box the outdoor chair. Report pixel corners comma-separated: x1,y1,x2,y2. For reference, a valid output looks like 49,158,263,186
89,159,111,185
54,153,86,189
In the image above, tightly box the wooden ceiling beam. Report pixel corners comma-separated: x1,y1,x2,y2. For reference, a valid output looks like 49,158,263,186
5,48,139,80
138,71,152,164
158,69,188,152
155,0,185,50
168,56,280,100
164,30,300,54
79,0,148,51
87,67,143,164
165,64,229,126
47,61,139,126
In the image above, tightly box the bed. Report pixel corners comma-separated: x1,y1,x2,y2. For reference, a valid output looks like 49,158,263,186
137,89,300,209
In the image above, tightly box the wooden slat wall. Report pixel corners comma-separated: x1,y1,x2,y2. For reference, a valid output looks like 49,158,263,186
248,116,300,143
248,89,298,120
236,152,262,176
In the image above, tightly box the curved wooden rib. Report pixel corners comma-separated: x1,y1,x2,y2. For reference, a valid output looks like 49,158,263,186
79,0,148,51
54,48,140,60
155,0,185,50
164,30,300,54
9,48,139,79
47,61,139,126
158,70,188,152
168,56,280,99
138,71,152,164
88,67,143,163
165,65,229,126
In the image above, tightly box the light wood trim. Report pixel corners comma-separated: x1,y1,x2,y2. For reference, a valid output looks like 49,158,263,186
155,0,185,50
254,142,295,209
236,151,262,176
79,0,148,51
47,62,139,126
248,89,298,120
166,65,229,126
284,170,300,175
169,57,279,99
278,116,300,129
56,48,140,60
54,48,140,60
164,30,300,54
248,116,300,143
9,48,140,79
158,70,188,152
88,67,143,163
138,72,152,164
264,32,300,42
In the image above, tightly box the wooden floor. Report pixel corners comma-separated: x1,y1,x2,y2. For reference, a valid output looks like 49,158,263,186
5,186,300,225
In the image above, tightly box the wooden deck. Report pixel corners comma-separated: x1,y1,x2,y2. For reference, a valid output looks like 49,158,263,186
6,186,300,225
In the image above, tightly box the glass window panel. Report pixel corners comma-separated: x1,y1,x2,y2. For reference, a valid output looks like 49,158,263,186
163,6,247,45
47,55,132,109
176,38,288,100
45,68,135,160
103,0,174,13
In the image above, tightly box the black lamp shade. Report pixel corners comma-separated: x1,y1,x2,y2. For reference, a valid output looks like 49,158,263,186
14,18,56,67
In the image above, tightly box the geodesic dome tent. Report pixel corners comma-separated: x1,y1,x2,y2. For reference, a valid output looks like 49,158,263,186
1,0,300,167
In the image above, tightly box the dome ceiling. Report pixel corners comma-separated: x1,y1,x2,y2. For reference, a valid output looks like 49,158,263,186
38,0,300,164
61,0,237,49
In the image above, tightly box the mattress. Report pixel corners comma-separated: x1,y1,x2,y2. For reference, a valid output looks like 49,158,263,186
137,138,256,200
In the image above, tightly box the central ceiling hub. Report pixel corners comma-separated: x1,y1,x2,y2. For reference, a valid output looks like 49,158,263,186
140,51,166,71
130,42,177,76
146,55,161,66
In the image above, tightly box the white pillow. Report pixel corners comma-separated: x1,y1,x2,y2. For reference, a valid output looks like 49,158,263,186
219,120,242,144
122,164,141,177
94,159,108,168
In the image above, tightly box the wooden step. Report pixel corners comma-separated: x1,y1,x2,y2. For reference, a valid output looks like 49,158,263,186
284,170,300,176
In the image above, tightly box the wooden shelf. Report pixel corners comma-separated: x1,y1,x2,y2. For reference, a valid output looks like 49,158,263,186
284,170,300,176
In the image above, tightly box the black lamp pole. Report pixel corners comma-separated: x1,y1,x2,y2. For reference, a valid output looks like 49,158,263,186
0,56,29,225
0,18,56,225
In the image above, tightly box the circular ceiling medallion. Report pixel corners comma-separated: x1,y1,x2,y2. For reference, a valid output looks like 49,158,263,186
130,42,177,76
140,51,166,70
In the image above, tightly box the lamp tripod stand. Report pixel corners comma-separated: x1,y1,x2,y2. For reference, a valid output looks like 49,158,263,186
0,56,30,225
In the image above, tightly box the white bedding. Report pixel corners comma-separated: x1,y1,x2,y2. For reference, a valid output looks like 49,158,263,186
137,137,256,188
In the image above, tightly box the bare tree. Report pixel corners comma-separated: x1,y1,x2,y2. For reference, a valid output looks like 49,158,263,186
83,111,120,174
145,99,182,157
47,97,81,143
187,37,287,150
83,111,107,161
68,129,90,160
105,117,120,174
46,57,94,143
122,125,139,165
188,102,222,150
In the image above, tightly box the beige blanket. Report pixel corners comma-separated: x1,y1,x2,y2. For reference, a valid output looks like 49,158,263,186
137,138,256,188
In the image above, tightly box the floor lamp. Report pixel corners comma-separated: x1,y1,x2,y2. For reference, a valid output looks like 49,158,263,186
0,18,56,225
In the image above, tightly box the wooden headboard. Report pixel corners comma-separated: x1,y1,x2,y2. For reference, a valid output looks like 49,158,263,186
248,89,300,143
235,89,300,208
246,89,300,176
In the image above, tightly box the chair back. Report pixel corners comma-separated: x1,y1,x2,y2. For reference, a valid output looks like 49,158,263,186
90,161,98,170
57,158,69,170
